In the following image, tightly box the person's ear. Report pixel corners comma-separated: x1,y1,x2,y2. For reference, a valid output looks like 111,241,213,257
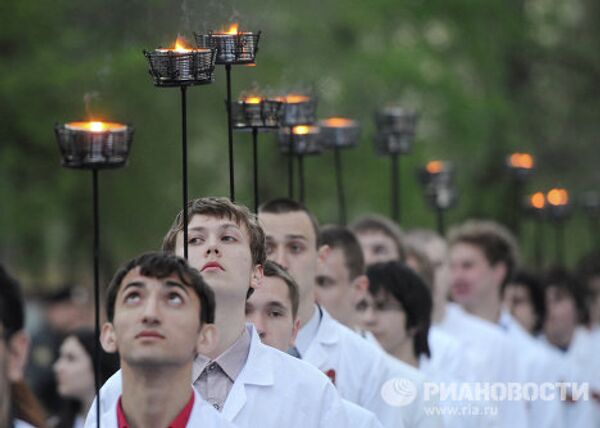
289,318,301,347
100,322,118,354
250,264,264,291
317,245,331,267
7,331,29,382
492,262,507,289
196,323,219,356
352,275,369,302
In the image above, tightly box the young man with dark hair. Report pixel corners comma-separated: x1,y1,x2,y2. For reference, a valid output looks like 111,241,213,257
350,214,406,266
503,270,546,335
1,264,47,428
445,220,566,428
89,197,349,428
246,260,384,428
316,225,368,328
88,252,232,427
259,198,439,428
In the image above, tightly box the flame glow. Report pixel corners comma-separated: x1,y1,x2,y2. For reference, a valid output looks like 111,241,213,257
508,153,534,169
547,188,569,206
322,117,354,128
244,96,262,104
174,36,192,53
426,160,444,174
285,94,310,104
66,121,126,133
293,125,317,135
220,23,239,35
530,192,546,209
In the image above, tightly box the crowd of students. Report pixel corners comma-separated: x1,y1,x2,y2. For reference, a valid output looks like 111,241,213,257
1,196,599,427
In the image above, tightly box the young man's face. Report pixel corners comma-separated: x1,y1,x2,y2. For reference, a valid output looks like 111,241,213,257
245,276,299,352
356,230,399,266
176,214,260,302
102,268,205,367
260,211,319,301
544,286,578,348
502,283,537,334
449,242,504,311
315,248,365,327
358,292,410,355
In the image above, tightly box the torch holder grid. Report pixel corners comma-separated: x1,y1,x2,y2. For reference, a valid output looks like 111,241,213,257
194,32,261,65
280,98,317,127
319,121,360,149
144,48,217,87
278,127,323,156
374,108,418,155
233,98,285,130
55,124,134,169
418,162,457,210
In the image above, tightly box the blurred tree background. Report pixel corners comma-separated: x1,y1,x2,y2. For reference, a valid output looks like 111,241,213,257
1,0,599,290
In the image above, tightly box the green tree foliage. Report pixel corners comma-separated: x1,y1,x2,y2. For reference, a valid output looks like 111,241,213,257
1,0,599,287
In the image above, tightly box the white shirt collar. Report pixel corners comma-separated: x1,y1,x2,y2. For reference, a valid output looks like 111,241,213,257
295,304,322,356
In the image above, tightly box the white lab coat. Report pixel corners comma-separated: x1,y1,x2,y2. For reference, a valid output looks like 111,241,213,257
498,311,564,428
14,420,36,428
302,308,440,428
85,388,235,427
437,303,529,428
85,324,349,428
343,399,385,428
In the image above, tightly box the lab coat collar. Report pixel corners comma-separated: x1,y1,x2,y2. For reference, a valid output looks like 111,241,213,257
303,307,342,369
222,324,275,421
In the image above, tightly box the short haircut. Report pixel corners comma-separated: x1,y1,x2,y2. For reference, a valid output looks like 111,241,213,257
366,261,432,358
318,225,365,280
542,266,588,324
577,250,600,288
507,270,546,333
162,197,266,266
0,264,25,340
106,252,215,325
448,220,519,288
258,198,320,247
404,228,447,264
263,260,300,319
403,244,435,290
349,214,406,261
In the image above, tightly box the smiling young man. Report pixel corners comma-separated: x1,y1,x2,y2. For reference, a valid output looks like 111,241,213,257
86,252,233,427
88,197,349,428
259,198,440,428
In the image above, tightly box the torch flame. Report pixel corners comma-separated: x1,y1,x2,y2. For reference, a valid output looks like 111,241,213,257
174,36,192,53
285,94,310,104
293,125,315,135
89,121,106,132
547,188,569,206
530,192,546,209
222,23,239,35
426,160,444,174
244,96,262,104
322,117,353,128
509,152,534,169
65,121,126,133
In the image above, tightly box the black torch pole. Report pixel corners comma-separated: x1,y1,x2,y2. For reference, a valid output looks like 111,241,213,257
288,131,294,199
92,169,101,428
333,147,347,225
226,64,235,202
534,217,544,270
252,127,259,213
298,154,305,204
391,153,400,223
181,86,189,260
436,207,445,236
555,221,565,266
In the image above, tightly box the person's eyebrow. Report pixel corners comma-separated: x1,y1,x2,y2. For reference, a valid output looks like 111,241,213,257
164,280,190,295
266,301,289,313
121,281,145,293
219,223,242,231
285,234,308,241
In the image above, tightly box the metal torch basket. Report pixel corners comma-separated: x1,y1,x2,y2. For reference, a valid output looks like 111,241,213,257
144,48,217,87
319,121,361,149
278,127,323,156
280,98,317,127
55,123,134,169
233,98,285,130
374,107,418,155
194,32,261,65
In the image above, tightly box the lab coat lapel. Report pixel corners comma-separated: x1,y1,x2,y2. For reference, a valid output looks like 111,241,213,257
222,325,275,421
304,309,340,371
